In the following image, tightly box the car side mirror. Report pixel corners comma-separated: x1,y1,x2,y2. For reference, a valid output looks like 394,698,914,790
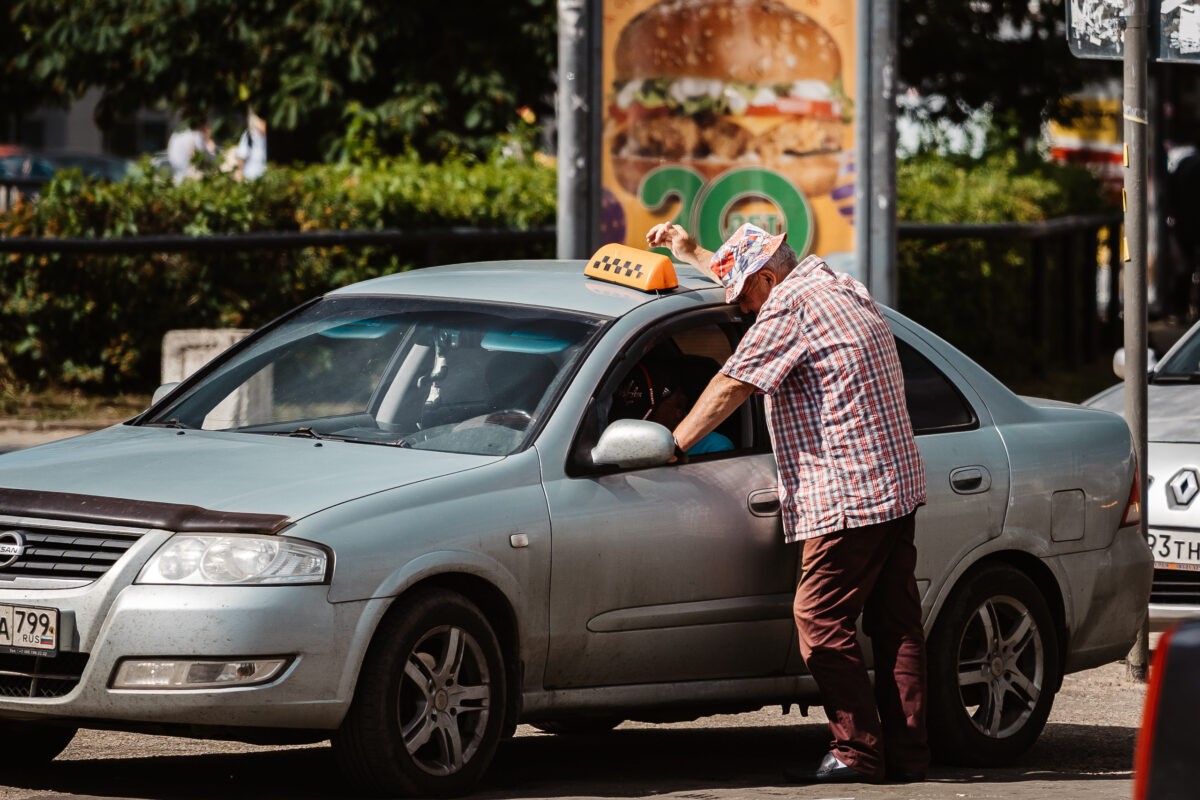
1112,347,1158,380
151,382,180,405
591,419,674,470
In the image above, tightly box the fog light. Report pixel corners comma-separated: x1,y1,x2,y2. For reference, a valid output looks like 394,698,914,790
112,658,288,689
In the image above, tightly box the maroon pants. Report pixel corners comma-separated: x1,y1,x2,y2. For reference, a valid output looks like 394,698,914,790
793,511,928,779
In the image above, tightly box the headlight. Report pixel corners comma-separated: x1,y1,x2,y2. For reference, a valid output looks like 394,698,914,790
137,534,330,585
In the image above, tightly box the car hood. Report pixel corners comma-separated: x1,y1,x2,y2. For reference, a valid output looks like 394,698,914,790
0,425,501,523
1084,383,1200,443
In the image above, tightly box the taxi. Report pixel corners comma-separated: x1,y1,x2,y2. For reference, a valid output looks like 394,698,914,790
0,246,1150,796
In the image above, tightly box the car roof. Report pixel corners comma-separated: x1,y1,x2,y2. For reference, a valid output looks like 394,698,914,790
329,259,723,318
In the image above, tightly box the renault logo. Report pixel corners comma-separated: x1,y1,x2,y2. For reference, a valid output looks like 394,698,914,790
0,530,25,569
1167,468,1200,509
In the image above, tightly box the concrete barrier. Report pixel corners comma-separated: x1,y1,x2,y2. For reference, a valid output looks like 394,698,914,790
161,329,270,428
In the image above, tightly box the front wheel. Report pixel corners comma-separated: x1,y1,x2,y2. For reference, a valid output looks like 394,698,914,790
333,589,507,797
927,564,1060,766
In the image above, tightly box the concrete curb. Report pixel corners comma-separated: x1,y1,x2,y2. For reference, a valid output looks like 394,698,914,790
0,420,109,450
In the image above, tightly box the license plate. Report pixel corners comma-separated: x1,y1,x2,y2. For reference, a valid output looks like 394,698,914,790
1147,530,1200,571
0,604,58,657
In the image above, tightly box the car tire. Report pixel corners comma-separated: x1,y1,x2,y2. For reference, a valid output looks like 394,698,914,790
332,589,507,797
927,563,1060,766
532,716,623,735
0,722,76,764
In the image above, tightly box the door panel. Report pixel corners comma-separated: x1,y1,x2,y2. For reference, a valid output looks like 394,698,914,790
543,452,797,688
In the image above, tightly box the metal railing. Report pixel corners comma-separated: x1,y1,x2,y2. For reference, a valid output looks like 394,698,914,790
897,212,1123,377
0,214,1119,381
0,225,557,266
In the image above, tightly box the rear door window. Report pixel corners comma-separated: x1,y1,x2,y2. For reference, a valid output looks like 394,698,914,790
896,339,978,434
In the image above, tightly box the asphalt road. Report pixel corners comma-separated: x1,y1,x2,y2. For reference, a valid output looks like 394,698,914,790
0,661,1146,800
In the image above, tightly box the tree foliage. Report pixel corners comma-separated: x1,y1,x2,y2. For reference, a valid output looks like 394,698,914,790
896,0,1117,149
4,0,556,162
4,0,1122,159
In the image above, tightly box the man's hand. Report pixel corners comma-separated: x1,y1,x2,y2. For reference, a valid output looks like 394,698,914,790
646,223,718,283
672,372,756,453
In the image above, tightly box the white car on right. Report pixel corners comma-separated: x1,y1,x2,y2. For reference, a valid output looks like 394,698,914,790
1087,320,1200,629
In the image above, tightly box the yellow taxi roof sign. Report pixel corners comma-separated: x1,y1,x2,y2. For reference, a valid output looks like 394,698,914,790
584,244,678,292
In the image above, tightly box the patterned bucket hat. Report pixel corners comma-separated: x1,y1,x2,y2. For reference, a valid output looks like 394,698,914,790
709,224,788,303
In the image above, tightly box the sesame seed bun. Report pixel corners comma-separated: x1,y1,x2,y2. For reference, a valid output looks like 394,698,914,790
608,0,846,197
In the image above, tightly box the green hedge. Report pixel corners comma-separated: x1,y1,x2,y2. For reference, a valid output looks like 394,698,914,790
896,152,1115,382
0,154,556,390
0,149,1109,393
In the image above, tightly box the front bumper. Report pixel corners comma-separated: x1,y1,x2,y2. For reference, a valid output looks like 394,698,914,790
1149,601,1200,630
0,528,379,731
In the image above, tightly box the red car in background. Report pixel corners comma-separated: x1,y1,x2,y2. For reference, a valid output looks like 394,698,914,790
1134,619,1200,798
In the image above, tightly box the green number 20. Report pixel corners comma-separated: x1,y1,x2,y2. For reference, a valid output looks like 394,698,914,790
638,166,813,256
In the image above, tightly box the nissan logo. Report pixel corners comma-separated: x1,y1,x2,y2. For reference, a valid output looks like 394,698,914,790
0,530,25,569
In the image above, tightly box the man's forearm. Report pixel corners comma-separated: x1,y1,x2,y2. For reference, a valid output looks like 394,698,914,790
673,373,756,451
680,246,717,282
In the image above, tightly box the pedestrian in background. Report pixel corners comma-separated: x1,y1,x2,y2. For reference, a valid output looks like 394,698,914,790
234,110,268,181
1166,136,1200,320
166,122,215,184
646,221,929,785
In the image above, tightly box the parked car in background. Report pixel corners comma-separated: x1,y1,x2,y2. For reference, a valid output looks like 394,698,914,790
1086,319,1200,629
0,246,1150,796
0,151,132,181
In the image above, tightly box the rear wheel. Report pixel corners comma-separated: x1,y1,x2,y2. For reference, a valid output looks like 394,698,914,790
928,564,1060,766
0,722,76,765
333,589,506,797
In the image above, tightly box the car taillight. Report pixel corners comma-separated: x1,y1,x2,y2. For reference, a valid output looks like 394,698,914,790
1122,464,1142,528
1132,626,1174,800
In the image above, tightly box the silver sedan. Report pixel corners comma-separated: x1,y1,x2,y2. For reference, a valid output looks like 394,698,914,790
1086,319,1200,630
0,248,1150,796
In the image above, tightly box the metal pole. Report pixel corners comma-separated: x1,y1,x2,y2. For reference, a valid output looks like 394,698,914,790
857,1,898,305
556,0,593,259
1122,0,1150,683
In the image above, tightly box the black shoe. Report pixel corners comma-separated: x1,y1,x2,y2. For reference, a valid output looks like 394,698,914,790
783,752,878,784
887,768,926,783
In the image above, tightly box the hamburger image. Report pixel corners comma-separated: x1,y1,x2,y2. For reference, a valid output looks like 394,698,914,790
608,0,850,197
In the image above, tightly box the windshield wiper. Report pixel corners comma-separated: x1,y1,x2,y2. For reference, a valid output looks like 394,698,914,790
276,426,329,439
144,418,193,429
266,428,411,447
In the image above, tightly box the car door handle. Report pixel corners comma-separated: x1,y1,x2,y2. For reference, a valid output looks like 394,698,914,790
950,466,991,494
748,488,780,517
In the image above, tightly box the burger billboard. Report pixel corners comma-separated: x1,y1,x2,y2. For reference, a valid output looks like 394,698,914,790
600,0,857,270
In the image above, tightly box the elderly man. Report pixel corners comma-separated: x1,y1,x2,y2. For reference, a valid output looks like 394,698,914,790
646,222,928,785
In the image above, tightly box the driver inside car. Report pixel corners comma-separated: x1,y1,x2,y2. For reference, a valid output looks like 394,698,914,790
612,357,734,456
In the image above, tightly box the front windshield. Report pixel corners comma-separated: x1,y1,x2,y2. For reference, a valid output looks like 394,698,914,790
1155,326,1200,381
143,296,604,456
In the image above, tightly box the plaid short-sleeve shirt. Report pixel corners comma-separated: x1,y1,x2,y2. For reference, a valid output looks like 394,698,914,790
722,256,926,542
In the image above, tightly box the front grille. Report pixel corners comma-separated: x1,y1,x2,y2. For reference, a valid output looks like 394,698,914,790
0,527,141,580
0,651,88,698
1151,568,1200,605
